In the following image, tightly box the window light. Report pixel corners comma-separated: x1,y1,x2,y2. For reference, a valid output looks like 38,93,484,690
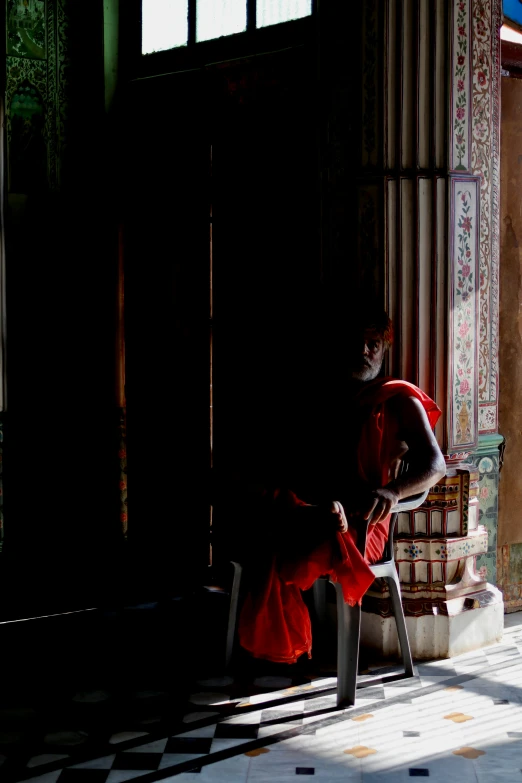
196,0,246,42
142,0,188,54
257,0,312,28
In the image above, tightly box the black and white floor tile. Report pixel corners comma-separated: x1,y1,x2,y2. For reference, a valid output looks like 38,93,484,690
3,614,522,782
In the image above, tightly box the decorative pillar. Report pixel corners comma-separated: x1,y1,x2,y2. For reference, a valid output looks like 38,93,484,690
319,0,504,657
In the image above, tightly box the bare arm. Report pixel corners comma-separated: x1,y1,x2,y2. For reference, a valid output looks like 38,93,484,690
360,395,446,524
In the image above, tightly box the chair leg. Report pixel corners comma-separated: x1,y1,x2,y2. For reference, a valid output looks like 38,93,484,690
386,572,414,677
334,581,361,708
312,577,328,627
225,561,242,670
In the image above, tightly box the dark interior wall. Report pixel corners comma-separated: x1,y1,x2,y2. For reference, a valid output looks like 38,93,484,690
121,47,322,591
1,4,366,617
118,1,366,588
210,52,322,484
121,68,210,592
1,0,123,617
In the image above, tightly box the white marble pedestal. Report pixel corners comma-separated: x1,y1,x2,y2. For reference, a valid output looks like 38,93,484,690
361,583,504,659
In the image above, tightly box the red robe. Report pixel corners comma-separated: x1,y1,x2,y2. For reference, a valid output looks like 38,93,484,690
238,378,441,664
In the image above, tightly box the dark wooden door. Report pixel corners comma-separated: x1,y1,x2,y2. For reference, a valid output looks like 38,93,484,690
211,48,320,488
122,46,319,589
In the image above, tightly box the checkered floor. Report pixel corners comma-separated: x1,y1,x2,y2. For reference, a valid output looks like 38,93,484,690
3,613,522,782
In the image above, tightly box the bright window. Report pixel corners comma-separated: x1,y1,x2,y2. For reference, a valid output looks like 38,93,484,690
142,0,313,54
501,24,522,44
257,0,312,29
197,0,246,42
142,0,188,53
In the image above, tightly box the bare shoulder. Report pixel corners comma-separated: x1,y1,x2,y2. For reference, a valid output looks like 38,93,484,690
387,392,436,443
387,391,446,483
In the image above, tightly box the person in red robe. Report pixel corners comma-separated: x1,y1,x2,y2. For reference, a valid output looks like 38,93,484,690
217,307,446,665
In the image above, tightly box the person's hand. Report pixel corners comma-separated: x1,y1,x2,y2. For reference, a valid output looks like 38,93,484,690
360,486,400,525
329,500,348,533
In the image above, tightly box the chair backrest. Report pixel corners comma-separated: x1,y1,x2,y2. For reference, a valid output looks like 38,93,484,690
381,489,429,563
382,455,430,562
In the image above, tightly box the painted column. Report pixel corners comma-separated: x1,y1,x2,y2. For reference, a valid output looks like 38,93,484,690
347,0,504,657
470,0,503,598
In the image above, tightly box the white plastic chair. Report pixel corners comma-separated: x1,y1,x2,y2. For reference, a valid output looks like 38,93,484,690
311,490,428,706
223,489,428,707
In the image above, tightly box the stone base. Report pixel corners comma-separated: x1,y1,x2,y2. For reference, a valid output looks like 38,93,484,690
360,584,504,659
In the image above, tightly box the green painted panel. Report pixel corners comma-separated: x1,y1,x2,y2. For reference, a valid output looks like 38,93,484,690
7,0,46,59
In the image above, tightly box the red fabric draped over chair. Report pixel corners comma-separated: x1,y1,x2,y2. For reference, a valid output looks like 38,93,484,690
238,378,441,664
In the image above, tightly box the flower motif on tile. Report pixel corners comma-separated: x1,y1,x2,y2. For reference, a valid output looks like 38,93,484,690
453,746,486,759
453,186,476,446
404,543,423,559
471,0,496,406
453,0,469,170
478,456,494,474
479,404,496,432
343,746,377,758
477,471,498,527
435,544,448,560
444,712,474,723
446,451,471,462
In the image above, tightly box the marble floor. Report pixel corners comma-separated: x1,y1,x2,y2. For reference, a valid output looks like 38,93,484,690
3,612,522,782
